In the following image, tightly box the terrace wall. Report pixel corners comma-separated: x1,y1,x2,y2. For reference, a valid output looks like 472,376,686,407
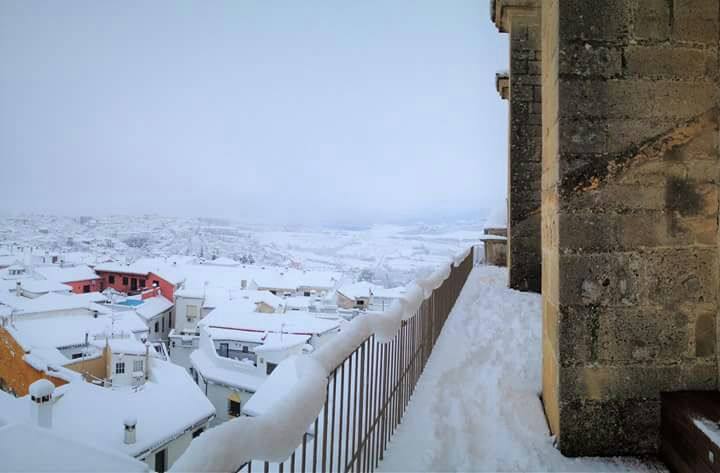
541,0,720,455
493,0,543,293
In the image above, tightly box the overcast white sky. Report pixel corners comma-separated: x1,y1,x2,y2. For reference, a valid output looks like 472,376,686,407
0,1,508,224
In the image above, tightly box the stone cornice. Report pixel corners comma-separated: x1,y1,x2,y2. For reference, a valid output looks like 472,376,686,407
491,0,540,33
495,72,510,100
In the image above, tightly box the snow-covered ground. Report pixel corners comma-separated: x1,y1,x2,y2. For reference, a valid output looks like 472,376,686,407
0,215,488,286
378,266,665,472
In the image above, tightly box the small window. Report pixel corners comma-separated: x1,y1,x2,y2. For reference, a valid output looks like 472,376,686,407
357,300,365,306
304,291,311,297
153,279,160,287
115,362,125,374
242,346,249,353
266,362,278,375
122,277,129,285
83,285,90,293
133,359,144,372
108,275,115,284
270,290,277,295
71,353,83,360
228,399,241,417
192,428,204,438
140,279,146,288
186,305,199,319
155,321,159,333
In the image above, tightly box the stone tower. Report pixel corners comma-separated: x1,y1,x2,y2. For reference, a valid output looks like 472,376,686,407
493,0,720,456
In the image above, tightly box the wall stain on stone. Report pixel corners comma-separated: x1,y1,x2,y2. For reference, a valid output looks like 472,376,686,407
562,106,718,196
666,176,702,216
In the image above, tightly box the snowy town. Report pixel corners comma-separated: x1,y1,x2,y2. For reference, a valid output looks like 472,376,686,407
0,216,490,472
2,1,720,473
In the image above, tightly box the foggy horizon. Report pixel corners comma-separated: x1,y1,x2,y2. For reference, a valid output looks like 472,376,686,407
0,1,508,224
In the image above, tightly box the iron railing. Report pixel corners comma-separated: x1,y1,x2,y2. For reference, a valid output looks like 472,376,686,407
239,248,474,473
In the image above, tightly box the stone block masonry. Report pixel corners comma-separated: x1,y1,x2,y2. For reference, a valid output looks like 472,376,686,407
540,0,720,456
493,0,543,293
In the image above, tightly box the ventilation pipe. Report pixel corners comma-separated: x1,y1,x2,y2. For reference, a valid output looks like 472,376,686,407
123,416,137,444
29,379,55,429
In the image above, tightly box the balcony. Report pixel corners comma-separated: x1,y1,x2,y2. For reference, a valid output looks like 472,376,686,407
171,248,663,472
171,248,474,472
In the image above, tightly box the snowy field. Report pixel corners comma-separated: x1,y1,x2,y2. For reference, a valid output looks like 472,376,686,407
378,266,666,472
0,215,490,286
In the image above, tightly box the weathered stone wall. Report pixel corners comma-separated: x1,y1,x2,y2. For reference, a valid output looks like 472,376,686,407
542,0,720,456
493,0,543,293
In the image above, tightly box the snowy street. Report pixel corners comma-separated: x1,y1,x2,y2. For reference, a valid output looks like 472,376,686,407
378,266,665,472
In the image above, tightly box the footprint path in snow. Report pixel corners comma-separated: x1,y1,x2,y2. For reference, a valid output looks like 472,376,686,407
378,266,665,473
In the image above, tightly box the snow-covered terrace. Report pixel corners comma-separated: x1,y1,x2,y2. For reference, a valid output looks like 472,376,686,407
170,248,474,472
378,266,664,472
170,250,666,473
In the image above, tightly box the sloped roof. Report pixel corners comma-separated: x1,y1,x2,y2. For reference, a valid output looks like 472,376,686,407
135,296,173,321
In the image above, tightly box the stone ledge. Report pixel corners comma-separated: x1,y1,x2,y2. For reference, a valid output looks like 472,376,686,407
496,72,510,100
491,0,540,33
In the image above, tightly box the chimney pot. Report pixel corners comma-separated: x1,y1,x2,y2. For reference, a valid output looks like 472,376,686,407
29,379,54,429
123,416,137,445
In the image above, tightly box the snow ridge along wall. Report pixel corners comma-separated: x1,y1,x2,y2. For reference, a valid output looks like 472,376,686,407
171,247,473,473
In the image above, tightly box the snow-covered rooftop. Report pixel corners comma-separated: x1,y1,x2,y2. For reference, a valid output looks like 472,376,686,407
201,300,340,336
35,265,100,283
8,309,148,365
13,279,72,294
190,343,265,392
0,292,111,316
0,359,215,459
134,295,173,321
0,423,149,472
242,355,301,417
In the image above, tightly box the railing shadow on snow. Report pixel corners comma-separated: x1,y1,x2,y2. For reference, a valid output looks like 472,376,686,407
171,247,475,473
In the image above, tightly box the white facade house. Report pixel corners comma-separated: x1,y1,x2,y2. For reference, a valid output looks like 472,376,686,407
134,295,174,342
172,290,206,336
0,361,214,473
188,301,341,426
0,296,214,473
169,290,283,371
335,281,407,311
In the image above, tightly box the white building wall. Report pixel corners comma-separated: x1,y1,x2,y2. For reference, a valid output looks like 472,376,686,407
139,424,209,472
174,295,204,334
200,379,253,427
109,352,147,387
168,333,199,372
146,309,173,342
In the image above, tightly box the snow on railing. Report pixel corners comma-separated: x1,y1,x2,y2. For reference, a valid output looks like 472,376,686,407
171,247,474,473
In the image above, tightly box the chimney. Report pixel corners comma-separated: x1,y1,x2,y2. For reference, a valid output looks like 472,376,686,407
29,379,54,429
123,416,137,444
145,343,150,381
